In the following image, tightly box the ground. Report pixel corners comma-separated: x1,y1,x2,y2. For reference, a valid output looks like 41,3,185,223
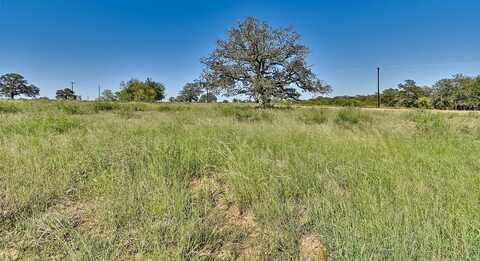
0,100,479,260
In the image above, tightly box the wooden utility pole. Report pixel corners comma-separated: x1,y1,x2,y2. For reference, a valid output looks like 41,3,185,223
377,67,380,108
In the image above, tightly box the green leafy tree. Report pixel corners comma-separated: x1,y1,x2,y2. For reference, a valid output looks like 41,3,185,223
99,89,117,101
116,78,165,102
56,88,78,100
381,88,401,107
199,92,217,103
176,82,203,102
430,74,480,110
201,17,331,107
397,80,429,108
0,73,40,99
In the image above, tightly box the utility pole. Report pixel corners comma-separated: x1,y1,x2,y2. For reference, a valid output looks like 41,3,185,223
98,85,101,100
70,81,75,93
377,67,380,108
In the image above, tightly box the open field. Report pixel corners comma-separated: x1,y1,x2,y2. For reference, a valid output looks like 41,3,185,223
1,100,479,260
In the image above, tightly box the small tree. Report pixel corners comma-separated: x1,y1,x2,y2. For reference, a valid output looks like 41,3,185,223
381,88,401,107
176,82,203,102
398,80,428,108
116,78,165,102
201,17,331,107
199,92,217,103
0,73,40,99
56,88,78,100
99,89,117,101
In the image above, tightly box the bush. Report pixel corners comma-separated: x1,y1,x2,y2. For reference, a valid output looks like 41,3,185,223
416,97,432,109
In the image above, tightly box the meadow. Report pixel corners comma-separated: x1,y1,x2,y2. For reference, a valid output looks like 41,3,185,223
0,100,479,260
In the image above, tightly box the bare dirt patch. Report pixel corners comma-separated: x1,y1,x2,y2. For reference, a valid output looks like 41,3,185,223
190,176,264,260
298,234,327,261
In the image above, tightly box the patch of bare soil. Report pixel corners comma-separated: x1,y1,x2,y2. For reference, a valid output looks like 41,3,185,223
298,234,327,261
190,176,264,260
190,176,328,260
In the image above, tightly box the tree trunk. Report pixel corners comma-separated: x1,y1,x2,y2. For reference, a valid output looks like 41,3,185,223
10,92,14,99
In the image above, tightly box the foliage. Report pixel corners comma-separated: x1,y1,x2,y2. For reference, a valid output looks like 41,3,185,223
416,96,432,109
176,82,203,102
0,73,40,99
396,80,431,108
201,17,331,107
199,92,217,103
55,88,78,100
431,74,480,110
301,74,480,111
98,89,117,101
116,78,165,102
302,95,376,107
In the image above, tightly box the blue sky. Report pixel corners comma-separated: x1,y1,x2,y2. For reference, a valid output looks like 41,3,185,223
1,0,480,99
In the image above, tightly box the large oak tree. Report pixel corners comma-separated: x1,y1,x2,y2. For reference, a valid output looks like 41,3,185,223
0,73,40,99
201,17,331,107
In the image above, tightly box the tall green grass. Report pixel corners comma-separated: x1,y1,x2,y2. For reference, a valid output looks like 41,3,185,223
0,100,479,260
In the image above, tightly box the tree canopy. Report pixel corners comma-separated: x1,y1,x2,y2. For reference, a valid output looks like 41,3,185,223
99,89,117,101
116,78,165,102
201,17,331,107
0,73,40,99
56,88,78,100
176,82,204,102
199,92,217,103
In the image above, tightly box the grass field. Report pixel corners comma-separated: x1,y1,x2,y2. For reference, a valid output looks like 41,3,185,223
0,100,479,260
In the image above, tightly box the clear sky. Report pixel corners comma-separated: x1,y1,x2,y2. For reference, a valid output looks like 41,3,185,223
1,0,480,99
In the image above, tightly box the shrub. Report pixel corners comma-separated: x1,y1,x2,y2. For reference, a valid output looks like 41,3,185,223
416,97,432,109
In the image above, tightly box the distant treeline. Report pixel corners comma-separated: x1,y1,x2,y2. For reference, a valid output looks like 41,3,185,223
303,74,480,110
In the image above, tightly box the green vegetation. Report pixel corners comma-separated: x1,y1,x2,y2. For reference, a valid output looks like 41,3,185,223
0,73,39,99
305,75,480,110
1,100,479,260
116,78,166,102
